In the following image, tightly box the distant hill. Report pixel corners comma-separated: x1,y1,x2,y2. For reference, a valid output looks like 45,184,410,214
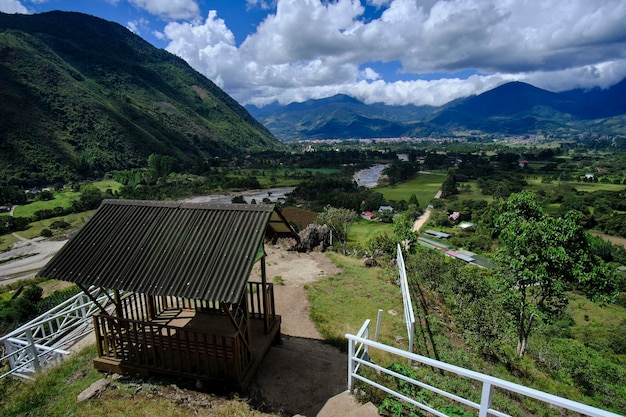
246,94,436,141
0,11,280,186
248,81,626,140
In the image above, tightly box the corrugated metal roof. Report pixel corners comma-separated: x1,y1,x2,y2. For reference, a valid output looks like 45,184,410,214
38,200,288,303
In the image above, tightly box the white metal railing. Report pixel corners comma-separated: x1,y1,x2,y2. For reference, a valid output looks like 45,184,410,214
346,320,622,417
0,286,111,380
396,244,415,354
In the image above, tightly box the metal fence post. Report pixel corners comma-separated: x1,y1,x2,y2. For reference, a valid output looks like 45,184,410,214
24,328,40,372
375,309,382,341
479,382,493,417
347,338,354,391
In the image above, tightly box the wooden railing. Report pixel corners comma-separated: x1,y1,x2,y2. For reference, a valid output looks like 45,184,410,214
117,282,273,323
94,282,276,383
247,282,276,332
94,313,250,382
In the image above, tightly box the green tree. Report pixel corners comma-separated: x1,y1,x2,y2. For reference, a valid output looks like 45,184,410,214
316,206,358,255
494,191,618,358
72,185,104,212
441,168,458,198
392,213,419,253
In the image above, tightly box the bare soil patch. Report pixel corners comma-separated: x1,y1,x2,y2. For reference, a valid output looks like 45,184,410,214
248,246,348,416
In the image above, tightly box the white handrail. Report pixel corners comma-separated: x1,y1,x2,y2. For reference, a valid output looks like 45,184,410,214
396,244,415,354
0,286,112,380
346,325,622,417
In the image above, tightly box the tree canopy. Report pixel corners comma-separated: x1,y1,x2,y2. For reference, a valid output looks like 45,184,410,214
493,191,618,357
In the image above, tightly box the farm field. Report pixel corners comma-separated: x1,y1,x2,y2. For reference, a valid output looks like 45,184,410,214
349,218,392,246
377,171,446,204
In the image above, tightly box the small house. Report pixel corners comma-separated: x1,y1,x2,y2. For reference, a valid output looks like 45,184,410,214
38,200,297,389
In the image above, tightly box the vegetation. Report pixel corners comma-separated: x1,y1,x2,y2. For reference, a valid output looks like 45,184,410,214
1,88,626,416
0,345,277,417
316,206,359,255
0,11,280,188
493,191,618,358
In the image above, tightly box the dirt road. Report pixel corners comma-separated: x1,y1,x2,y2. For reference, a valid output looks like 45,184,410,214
0,235,68,286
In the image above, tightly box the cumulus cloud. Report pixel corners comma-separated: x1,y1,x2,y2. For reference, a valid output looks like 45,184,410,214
0,0,28,13
5,0,626,107
137,0,626,106
129,0,199,20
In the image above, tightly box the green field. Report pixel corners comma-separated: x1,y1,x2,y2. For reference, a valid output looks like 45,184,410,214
377,171,446,204
349,218,393,245
12,191,80,218
455,180,495,202
12,210,97,240
93,180,122,193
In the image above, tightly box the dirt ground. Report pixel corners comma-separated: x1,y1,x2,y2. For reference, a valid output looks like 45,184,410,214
247,245,348,416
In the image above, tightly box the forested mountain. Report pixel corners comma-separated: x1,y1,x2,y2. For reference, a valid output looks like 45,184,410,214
248,80,626,140
0,11,280,186
246,94,435,141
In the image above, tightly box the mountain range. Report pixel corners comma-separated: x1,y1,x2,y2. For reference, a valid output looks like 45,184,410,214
0,11,280,186
247,79,626,141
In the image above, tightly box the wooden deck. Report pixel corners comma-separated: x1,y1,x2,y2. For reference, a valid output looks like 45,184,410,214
93,282,281,389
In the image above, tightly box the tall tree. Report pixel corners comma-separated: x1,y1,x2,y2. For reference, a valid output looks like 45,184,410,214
316,206,358,255
494,191,618,358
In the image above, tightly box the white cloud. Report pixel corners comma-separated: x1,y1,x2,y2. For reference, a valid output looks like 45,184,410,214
0,0,28,13
246,0,277,10
129,0,199,20
164,10,241,88
127,17,150,35
163,0,626,107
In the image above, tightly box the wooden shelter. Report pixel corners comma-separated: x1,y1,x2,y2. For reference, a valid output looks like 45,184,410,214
38,200,297,389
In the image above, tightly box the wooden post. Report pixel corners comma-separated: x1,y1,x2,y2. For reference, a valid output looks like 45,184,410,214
146,295,156,320
114,290,123,317
261,252,269,334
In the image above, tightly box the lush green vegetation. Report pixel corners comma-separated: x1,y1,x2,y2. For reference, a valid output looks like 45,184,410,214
0,11,280,188
1,135,626,416
0,344,277,417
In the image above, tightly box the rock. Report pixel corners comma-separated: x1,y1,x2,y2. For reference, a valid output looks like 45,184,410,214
77,378,111,402
364,258,377,267
290,223,330,252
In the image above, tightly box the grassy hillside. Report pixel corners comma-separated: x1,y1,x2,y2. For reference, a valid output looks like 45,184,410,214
0,11,281,187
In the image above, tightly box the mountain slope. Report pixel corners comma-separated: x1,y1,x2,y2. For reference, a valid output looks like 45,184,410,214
247,94,435,140
250,81,626,139
0,11,280,186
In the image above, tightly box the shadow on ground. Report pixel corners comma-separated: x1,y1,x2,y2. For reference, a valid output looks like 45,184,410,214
248,335,347,417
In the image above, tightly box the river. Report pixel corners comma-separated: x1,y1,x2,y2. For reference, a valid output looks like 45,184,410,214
353,164,389,188
179,164,388,204
180,187,295,204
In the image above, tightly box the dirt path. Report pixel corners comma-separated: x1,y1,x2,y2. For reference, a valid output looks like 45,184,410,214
412,189,441,233
248,246,348,416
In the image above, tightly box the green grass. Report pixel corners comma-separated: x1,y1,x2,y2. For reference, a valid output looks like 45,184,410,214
12,210,96,239
571,182,626,192
349,218,393,246
0,233,20,252
307,252,406,353
0,344,276,417
12,191,80,218
377,172,446,204
568,292,626,331
93,180,122,193
455,180,494,202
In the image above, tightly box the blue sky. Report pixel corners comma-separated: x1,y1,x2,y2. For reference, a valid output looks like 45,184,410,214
2,0,626,108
